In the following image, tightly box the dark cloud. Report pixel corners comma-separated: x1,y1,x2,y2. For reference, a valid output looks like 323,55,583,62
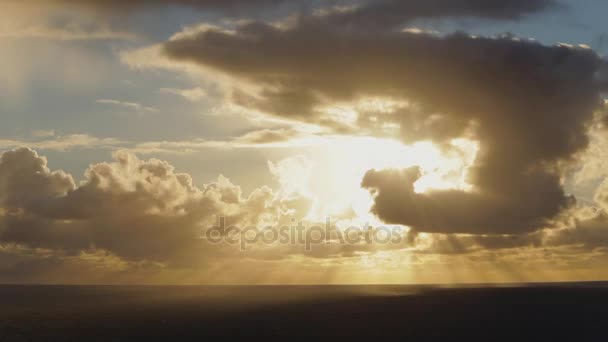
24,0,295,11
409,230,542,255
7,0,558,42
162,18,606,234
416,234,472,254
472,233,542,250
318,0,558,30
27,0,558,17
362,166,573,234
547,211,608,249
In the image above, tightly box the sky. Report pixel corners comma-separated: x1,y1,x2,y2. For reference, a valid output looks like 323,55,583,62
0,0,607,285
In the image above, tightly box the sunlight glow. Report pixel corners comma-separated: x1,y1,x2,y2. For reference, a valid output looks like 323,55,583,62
272,136,479,224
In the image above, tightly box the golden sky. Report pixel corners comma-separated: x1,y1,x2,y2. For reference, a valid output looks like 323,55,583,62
0,0,607,285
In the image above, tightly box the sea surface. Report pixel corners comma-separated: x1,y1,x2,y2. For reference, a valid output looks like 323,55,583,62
1,282,607,341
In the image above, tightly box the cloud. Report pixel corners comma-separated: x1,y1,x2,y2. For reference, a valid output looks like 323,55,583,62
0,134,123,151
361,166,573,234
8,0,312,15
236,128,302,144
26,0,558,23
0,0,558,42
314,0,558,30
26,0,299,11
4,0,608,283
0,148,75,212
96,99,158,114
160,87,207,102
0,131,307,155
573,119,608,186
0,244,163,284
546,211,608,250
160,16,607,235
1,148,608,284
0,148,398,281
128,129,319,154
14,0,559,15
543,179,608,250
1,0,296,42
0,148,281,267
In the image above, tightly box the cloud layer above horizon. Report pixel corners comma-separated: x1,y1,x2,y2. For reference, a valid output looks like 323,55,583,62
1,0,608,284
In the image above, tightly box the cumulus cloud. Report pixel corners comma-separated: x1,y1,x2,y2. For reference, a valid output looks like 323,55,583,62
4,0,608,283
362,166,573,234
2,148,608,283
0,148,280,267
160,15,607,235
543,180,608,250
0,148,410,282
0,148,75,213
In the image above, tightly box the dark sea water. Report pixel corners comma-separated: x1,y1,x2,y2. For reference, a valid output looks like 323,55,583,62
1,282,607,341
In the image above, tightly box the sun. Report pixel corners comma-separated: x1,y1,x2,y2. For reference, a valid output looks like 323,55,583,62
274,136,478,224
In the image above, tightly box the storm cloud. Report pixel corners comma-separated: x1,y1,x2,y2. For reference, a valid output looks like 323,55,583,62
161,15,607,234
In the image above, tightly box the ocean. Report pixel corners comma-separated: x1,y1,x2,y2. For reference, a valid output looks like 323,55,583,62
1,283,607,341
